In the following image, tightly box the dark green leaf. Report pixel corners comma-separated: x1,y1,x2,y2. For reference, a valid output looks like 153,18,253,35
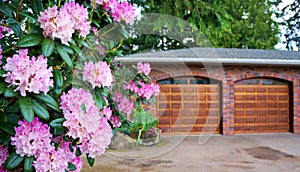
33,94,61,112
53,70,64,88
0,122,15,135
24,156,34,172
31,99,50,120
0,83,7,94
75,147,82,157
86,154,95,167
0,133,10,146
69,143,74,152
5,151,24,170
4,87,19,97
7,18,22,37
42,38,54,57
19,97,34,122
68,162,77,171
0,2,14,17
49,118,65,128
56,44,73,68
16,11,36,21
30,0,44,16
17,33,43,47
70,42,82,55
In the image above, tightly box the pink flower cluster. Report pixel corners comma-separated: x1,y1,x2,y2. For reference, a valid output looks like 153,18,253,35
0,45,3,66
0,25,10,39
10,118,81,171
126,81,160,100
60,142,82,172
3,49,53,96
10,117,52,157
137,62,151,75
38,2,90,45
33,147,68,172
110,115,121,128
113,92,133,116
0,144,8,169
82,61,113,88
60,88,113,158
95,0,135,25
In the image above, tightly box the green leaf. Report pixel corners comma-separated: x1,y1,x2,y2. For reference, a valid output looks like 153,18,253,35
16,11,36,21
31,99,50,120
30,0,44,16
0,2,14,17
93,93,103,110
24,156,34,172
5,151,24,170
0,82,7,94
69,143,74,152
75,147,82,157
56,44,73,68
70,42,82,55
68,162,77,171
42,38,54,57
86,154,95,167
17,33,43,47
53,70,64,88
0,122,15,135
7,18,22,37
19,97,34,122
80,104,86,113
4,87,19,97
49,118,65,128
33,94,60,112
0,133,10,146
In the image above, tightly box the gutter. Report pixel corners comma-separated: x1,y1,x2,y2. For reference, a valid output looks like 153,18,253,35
116,57,300,67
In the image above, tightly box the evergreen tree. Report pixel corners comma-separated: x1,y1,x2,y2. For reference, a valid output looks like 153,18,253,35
123,0,280,54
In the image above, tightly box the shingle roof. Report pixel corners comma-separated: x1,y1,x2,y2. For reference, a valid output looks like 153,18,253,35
118,48,300,66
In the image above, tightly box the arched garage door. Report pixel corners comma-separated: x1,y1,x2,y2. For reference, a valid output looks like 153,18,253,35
234,78,290,134
157,77,221,134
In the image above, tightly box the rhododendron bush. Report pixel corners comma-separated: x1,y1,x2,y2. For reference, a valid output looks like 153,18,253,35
0,0,159,171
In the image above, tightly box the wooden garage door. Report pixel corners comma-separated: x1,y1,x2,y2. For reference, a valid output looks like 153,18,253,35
157,78,221,134
234,78,290,134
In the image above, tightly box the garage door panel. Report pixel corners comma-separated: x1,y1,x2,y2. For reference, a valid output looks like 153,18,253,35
234,82,290,134
157,81,221,135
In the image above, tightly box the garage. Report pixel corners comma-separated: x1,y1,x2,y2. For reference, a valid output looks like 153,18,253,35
234,78,290,134
156,77,221,134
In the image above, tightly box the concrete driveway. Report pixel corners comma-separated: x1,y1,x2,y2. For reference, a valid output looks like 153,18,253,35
82,133,300,172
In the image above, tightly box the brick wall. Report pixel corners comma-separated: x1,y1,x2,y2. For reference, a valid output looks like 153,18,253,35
150,64,300,135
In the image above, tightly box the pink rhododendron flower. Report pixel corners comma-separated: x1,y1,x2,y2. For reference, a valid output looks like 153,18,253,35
137,62,151,75
113,92,133,116
60,2,91,37
33,147,69,172
10,117,52,157
82,61,113,88
0,45,3,66
110,115,121,128
125,81,160,100
38,2,90,45
60,88,113,157
60,142,82,172
3,49,53,96
0,25,10,39
110,1,135,25
102,106,112,119
0,144,8,167
79,118,112,158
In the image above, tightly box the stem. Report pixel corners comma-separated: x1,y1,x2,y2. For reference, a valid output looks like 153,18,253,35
16,0,24,21
105,40,124,53
3,45,17,54
0,23,9,27
58,0,61,7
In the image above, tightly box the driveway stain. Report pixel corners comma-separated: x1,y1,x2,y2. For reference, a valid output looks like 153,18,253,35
244,146,294,160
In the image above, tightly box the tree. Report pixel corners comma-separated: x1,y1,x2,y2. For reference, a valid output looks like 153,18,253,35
273,0,299,51
123,0,280,53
